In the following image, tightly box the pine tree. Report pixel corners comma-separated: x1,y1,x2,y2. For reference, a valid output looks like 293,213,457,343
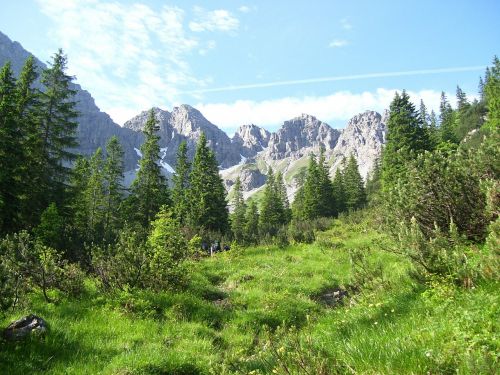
343,154,366,211
317,148,334,217
127,109,170,228
172,141,190,226
456,86,470,113
259,168,286,236
332,168,345,215
366,156,382,205
85,148,106,243
103,136,124,242
419,99,429,128
275,171,291,223
70,156,90,240
0,62,23,233
188,133,229,233
14,56,43,228
428,110,439,148
34,202,64,250
244,199,259,244
439,92,457,144
302,155,321,220
231,177,247,243
381,90,430,190
484,56,500,130
39,49,79,208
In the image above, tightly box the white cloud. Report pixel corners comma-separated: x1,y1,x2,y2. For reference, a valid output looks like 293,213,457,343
189,8,239,32
329,39,348,48
340,18,352,30
238,5,251,13
35,0,212,124
195,89,448,131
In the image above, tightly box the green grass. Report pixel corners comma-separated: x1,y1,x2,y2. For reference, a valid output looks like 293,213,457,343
1,218,498,374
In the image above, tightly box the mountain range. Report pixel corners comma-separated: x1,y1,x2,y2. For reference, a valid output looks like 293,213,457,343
0,31,387,200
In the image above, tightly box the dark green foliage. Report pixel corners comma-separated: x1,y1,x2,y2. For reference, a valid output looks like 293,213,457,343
188,133,229,234
244,199,259,244
127,109,170,228
39,49,79,208
484,56,500,130
343,155,366,211
331,168,345,215
366,156,381,206
439,92,457,144
0,62,23,233
103,136,125,242
381,90,430,190
172,141,191,226
231,177,247,243
259,168,287,236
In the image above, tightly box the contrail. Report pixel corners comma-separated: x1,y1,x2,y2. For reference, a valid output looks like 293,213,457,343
185,65,486,94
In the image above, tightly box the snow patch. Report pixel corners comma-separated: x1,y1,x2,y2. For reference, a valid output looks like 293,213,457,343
134,147,142,158
160,161,175,173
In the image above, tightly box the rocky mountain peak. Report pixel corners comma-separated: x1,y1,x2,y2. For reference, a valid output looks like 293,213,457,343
232,124,271,157
265,113,340,159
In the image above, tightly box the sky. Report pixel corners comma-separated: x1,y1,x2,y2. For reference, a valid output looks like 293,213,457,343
1,0,498,133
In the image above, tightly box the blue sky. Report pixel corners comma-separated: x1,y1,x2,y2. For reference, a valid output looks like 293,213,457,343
1,0,498,132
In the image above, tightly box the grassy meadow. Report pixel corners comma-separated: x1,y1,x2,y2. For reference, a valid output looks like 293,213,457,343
1,216,498,374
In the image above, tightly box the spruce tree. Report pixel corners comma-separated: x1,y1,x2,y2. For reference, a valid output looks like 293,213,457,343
484,56,500,130
127,109,170,228
244,199,259,244
15,56,43,227
439,92,457,144
172,141,190,226
332,168,346,215
231,177,247,243
188,133,229,233
381,90,430,190
419,99,429,128
0,62,23,233
103,136,124,242
302,155,321,220
259,168,286,236
39,49,79,208
317,148,334,217
85,148,106,243
275,171,291,224
343,154,366,211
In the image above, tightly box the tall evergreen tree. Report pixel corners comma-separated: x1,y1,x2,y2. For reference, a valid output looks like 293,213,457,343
0,62,23,233
244,199,259,244
381,90,430,190
231,177,247,243
275,171,291,224
14,56,43,227
188,133,229,233
343,154,366,211
317,148,334,217
428,110,439,148
419,99,429,128
484,56,500,130
332,168,346,215
366,156,382,205
259,167,286,236
127,109,170,228
39,49,79,208
103,136,124,242
172,141,190,226
301,155,321,220
439,92,457,144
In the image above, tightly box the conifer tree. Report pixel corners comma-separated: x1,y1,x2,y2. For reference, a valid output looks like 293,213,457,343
259,167,287,236
302,155,321,220
343,154,366,211
439,92,457,144
332,168,345,215
317,148,334,217
231,177,247,243
244,199,259,244
85,148,106,243
39,49,79,208
484,56,500,130
15,56,43,227
381,91,430,190
172,141,190,226
127,109,170,228
366,156,382,205
0,62,23,233
428,110,439,148
103,136,124,242
275,171,291,223
419,99,429,128
188,133,229,233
